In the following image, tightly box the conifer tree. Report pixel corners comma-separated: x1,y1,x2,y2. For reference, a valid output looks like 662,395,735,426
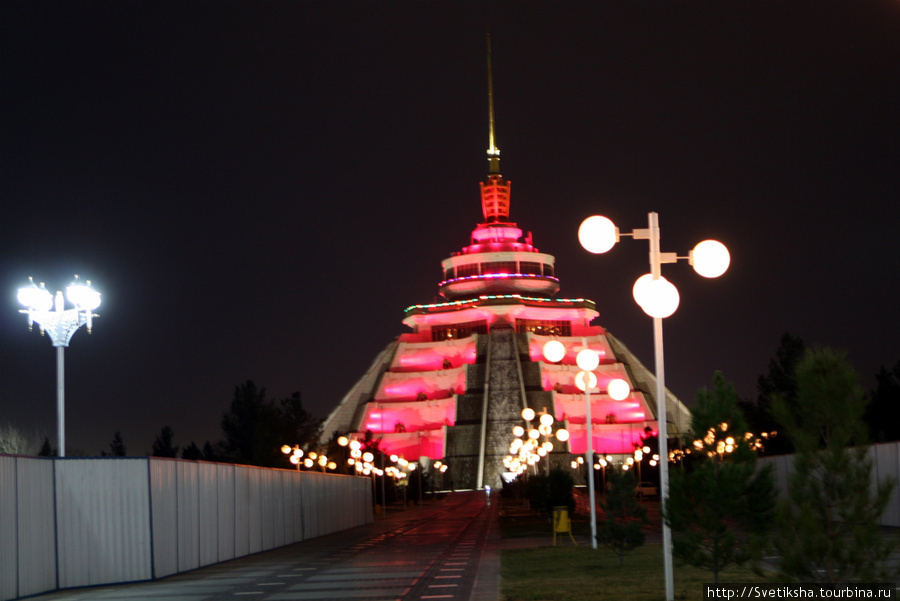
597,467,649,566
107,431,127,456
151,425,179,457
664,372,775,585
773,348,897,583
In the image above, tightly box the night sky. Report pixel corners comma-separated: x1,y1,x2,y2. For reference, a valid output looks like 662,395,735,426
2,1,898,457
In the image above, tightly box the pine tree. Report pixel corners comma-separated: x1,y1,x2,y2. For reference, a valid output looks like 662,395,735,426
597,467,648,566
108,431,127,456
38,436,53,456
151,425,179,458
664,372,775,585
773,348,897,583
181,441,203,460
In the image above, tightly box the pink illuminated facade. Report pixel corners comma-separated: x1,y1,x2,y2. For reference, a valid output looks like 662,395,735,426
320,71,690,489
320,156,691,489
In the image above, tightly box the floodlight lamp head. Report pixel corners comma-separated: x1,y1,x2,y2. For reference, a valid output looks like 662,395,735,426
578,215,619,254
18,278,53,311
66,276,101,310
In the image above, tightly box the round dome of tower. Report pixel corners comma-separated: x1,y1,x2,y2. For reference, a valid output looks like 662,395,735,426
438,223,560,301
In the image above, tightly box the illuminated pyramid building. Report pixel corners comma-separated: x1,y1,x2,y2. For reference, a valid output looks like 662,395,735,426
320,65,691,491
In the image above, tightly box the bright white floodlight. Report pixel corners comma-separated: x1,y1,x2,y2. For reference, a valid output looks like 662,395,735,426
607,378,630,400
576,348,600,372
578,215,618,254
542,340,566,363
17,279,54,311
632,274,680,318
691,240,731,278
66,278,102,310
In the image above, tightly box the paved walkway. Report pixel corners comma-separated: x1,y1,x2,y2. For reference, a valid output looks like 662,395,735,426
23,491,501,601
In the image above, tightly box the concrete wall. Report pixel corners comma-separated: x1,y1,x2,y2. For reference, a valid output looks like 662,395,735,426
759,441,900,527
0,456,373,601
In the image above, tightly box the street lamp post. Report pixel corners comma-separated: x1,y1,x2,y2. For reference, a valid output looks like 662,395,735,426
17,276,101,458
281,444,305,469
542,339,619,550
579,211,730,601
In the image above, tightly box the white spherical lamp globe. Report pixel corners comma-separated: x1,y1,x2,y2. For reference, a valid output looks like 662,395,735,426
539,412,554,427
631,273,655,308
555,428,570,442
633,274,680,318
521,407,535,422
542,340,565,363
691,239,730,278
575,370,598,392
576,349,600,372
578,215,618,254
607,378,630,400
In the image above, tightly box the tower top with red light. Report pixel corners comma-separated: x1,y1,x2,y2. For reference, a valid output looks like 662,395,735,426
481,32,510,224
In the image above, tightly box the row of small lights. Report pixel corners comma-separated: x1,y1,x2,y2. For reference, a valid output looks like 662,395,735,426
404,293,592,314
336,436,449,479
569,446,661,471
440,272,560,284
281,444,337,471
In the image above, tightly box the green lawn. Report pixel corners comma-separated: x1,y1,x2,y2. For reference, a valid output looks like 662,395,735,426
500,543,768,601
497,506,768,601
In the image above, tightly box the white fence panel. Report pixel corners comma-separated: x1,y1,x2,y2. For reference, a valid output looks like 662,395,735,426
55,459,152,589
260,469,276,551
761,441,900,528
176,461,200,573
282,471,298,543
216,463,235,563
0,456,373,601
14,458,55,598
301,473,321,540
872,443,900,527
0,457,18,601
247,467,262,554
233,465,250,558
197,462,220,566
148,459,178,579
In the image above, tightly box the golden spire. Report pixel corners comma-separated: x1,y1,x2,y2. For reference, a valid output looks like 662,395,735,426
486,31,500,176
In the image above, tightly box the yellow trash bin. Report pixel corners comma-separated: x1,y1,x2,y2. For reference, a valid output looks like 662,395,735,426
552,506,577,546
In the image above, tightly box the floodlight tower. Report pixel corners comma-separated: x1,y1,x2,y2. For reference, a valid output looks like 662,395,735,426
17,276,101,457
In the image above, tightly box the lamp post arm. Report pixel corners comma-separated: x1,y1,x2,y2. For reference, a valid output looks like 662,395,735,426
648,212,662,279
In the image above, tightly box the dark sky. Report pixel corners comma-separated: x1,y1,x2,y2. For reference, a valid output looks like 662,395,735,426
2,1,898,456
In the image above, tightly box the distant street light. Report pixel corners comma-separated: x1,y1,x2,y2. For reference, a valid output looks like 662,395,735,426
579,211,729,601
17,276,101,458
281,444,304,469
542,341,604,550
